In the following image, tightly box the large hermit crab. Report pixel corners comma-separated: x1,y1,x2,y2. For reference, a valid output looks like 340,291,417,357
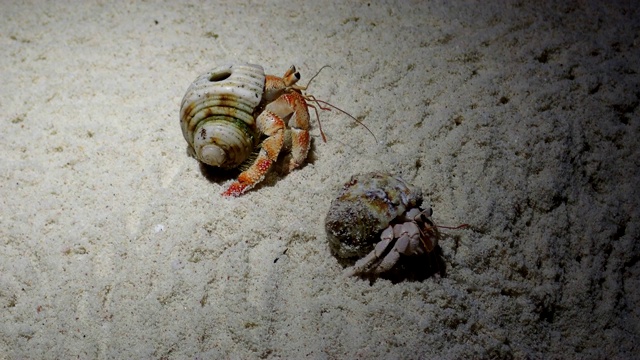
325,172,442,278
180,63,311,196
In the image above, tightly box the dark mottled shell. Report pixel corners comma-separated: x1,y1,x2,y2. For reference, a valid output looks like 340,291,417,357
325,172,423,259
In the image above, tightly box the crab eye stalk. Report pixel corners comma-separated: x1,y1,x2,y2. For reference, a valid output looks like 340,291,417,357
283,65,301,87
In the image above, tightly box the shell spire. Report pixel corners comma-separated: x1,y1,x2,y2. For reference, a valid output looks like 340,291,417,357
180,63,266,168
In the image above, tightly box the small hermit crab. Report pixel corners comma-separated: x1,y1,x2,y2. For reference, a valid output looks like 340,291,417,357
325,172,450,278
180,63,314,197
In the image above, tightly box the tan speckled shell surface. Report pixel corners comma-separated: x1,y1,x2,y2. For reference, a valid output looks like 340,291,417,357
325,172,424,259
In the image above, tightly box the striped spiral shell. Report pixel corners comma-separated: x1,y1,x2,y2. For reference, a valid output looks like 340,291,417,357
180,63,266,168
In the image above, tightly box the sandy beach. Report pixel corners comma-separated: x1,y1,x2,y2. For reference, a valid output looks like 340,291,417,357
1,0,638,358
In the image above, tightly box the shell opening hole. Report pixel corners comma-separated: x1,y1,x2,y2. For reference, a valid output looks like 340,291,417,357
209,70,232,82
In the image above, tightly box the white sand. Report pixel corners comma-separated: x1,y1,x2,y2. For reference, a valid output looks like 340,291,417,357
1,0,638,358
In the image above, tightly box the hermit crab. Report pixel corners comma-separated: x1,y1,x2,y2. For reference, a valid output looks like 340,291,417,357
180,63,312,196
325,172,462,279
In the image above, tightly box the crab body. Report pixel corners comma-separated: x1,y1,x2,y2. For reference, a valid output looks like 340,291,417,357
180,63,310,196
325,172,440,277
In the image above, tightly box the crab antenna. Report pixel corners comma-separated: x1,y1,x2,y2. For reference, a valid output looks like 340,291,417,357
306,96,378,142
305,65,332,89
436,224,470,230
293,65,377,143
306,102,328,143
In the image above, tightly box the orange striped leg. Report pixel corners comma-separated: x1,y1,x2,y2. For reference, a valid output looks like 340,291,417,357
222,110,285,197
282,92,310,171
